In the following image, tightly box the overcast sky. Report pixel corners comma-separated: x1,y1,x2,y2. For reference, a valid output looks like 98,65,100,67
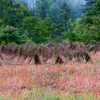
15,0,86,10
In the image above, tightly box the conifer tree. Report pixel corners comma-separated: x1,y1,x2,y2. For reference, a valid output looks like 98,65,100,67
35,0,50,19
59,1,71,31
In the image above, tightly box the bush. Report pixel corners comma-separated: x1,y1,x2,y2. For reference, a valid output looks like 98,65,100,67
0,26,33,44
22,16,50,44
66,15,100,44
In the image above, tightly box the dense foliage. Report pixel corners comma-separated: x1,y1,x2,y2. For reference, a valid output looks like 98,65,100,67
0,26,31,44
0,0,100,44
66,0,100,44
0,0,72,44
22,16,51,43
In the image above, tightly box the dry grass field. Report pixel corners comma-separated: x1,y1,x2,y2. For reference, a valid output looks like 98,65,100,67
0,52,100,100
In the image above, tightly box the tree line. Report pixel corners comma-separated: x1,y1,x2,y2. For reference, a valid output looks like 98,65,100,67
0,0,100,44
66,0,100,44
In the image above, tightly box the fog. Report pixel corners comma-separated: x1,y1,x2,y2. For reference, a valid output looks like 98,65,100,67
15,0,86,9
14,0,86,19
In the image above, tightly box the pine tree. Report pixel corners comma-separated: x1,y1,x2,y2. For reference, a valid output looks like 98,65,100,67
83,0,100,16
0,0,7,19
2,1,30,27
85,0,97,7
35,0,50,19
59,1,71,31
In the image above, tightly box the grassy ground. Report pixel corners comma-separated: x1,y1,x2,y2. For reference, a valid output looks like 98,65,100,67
0,52,100,100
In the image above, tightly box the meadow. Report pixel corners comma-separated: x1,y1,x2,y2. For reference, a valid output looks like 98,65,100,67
0,50,100,100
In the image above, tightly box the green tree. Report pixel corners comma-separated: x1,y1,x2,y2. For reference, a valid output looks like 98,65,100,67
59,1,71,31
0,0,7,19
43,16,53,36
35,0,50,19
66,19,78,42
66,0,100,44
3,1,30,27
22,16,50,43
83,0,99,16
0,26,31,44
85,0,97,7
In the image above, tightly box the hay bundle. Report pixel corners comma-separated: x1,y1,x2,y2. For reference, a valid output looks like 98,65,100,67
26,44,49,64
70,42,85,50
55,55,64,64
26,45,38,58
47,43,59,48
1,42,92,64
73,49,91,62
11,45,23,60
67,42,90,62
86,44,95,52
93,42,100,54
36,44,49,57
47,43,65,58
24,45,35,64
46,42,90,63
47,43,70,63
0,45,4,66
86,42,100,54
34,54,41,64
2,42,18,56
21,43,34,58
6,42,18,55
2,45,8,54
0,45,5,53
0,45,4,60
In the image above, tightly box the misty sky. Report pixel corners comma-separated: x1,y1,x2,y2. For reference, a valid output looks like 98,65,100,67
25,0,86,9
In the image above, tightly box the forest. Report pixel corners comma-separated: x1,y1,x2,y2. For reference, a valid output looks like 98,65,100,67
0,0,99,44
0,0,100,100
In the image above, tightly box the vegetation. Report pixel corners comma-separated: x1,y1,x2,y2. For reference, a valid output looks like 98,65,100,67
66,0,100,44
0,51,100,99
0,95,98,100
0,0,96,44
0,0,100,99
59,1,71,31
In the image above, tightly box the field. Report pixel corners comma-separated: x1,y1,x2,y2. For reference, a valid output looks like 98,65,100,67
0,42,100,100
0,51,100,100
